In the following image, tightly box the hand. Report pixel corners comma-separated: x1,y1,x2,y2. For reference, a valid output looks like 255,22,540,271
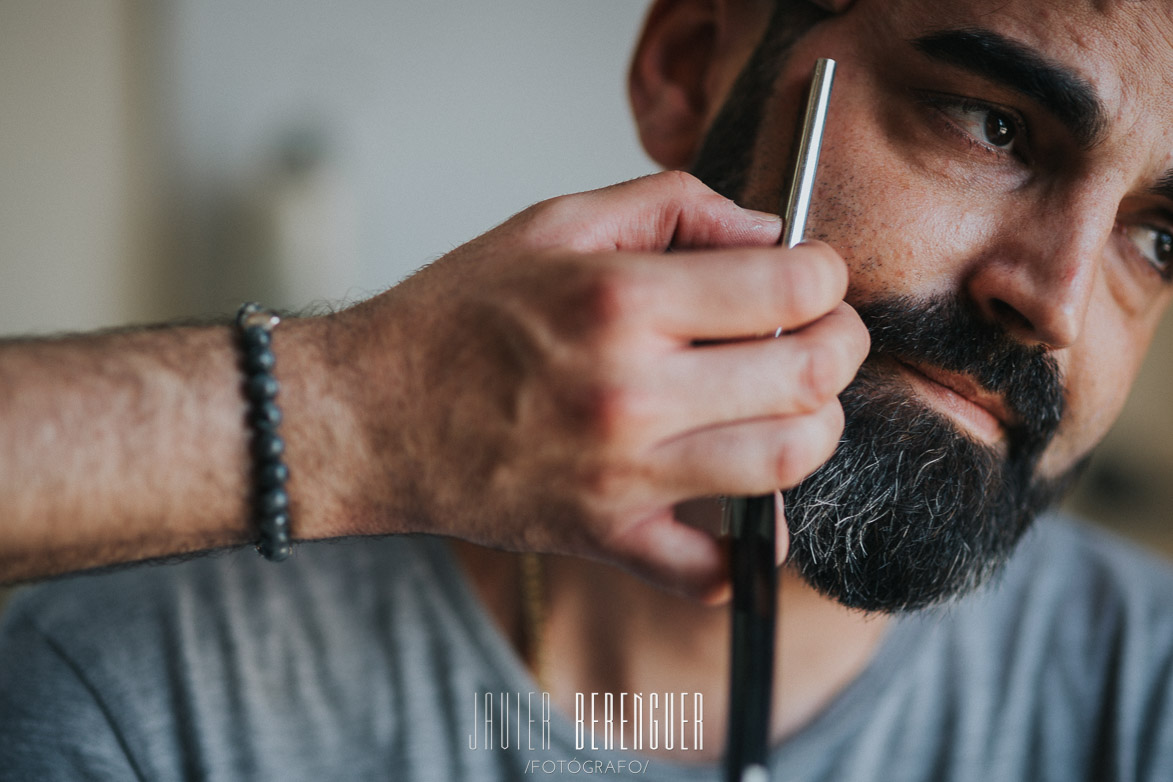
328,172,869,600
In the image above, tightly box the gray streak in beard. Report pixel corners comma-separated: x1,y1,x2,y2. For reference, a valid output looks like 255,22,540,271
783,296,1068,613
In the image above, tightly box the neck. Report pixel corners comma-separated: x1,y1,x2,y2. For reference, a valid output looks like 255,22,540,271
452,531,889,763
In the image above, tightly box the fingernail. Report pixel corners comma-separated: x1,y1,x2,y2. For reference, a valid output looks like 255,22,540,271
745,209,783,224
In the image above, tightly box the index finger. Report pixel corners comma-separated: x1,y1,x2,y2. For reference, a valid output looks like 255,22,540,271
621,240,850,340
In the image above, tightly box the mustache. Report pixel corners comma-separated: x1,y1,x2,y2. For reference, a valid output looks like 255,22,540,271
853,295,1065,459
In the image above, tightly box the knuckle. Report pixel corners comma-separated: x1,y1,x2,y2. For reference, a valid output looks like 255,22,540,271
544,262,643,339
519,193,589,248
581,461,625,501
831,326,868,383
590,385,628,439
775,260,830,325
514,197,555,231
596,266,645,321
558,381,611,436
583,267,628,325
658,169,705,196
818,308,870,376
528,194,573,227
843,305,872,359
594,506,642,554
562,380,648,444
796,241,849,295
579,265,644,331
796,345,844,409
773,439,815,488
594,384,655,441
797,238,844,267
654,170,733,225
821,402,847,450
773,407,843,487
577,465,651,527
594,262,659,330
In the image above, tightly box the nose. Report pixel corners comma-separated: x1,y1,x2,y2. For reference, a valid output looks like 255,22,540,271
964,190,1115,350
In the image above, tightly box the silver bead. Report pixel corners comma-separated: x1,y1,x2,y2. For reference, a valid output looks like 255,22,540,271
240,305,281,332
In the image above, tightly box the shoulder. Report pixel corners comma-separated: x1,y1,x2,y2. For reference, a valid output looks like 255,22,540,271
942,512,1173,660
1001,513,1173,626
916,513,1173,775
1011,515,1173,693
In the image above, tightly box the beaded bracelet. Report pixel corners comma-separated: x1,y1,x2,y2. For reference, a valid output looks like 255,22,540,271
236,302,291,561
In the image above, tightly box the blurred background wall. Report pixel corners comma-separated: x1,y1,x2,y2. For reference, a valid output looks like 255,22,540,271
0,0,1170,586
0,0,658,333
0,1,159,333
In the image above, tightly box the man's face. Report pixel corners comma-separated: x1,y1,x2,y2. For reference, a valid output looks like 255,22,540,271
701,0,1173,609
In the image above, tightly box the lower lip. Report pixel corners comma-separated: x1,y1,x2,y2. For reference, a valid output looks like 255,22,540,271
895,362,1005,444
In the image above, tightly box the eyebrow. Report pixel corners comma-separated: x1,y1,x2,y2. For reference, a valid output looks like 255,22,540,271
911,28,1108,149
1151,171,1173,206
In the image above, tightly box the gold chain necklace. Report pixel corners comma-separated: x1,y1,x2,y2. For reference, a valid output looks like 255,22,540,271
519,552,549,692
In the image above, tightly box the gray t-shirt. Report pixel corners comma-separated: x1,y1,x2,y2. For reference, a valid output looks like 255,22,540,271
1,515,1171,781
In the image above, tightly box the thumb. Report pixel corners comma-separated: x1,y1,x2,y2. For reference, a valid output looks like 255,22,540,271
604,494,789,606
604,508,730,604
519,171,782,254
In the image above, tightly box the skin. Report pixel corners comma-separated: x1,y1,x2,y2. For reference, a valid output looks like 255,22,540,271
459,0,1173,760
647,0,1173,482
0,319,369,580
4,0,1171,760
338,174,876,604
742,0,1173,483
0,177,863,588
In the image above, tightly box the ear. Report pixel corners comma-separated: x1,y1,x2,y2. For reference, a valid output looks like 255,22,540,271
629,0,766,169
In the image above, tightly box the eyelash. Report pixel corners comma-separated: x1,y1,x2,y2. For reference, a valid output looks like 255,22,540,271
1116,221,1173,282
919,93,1031,163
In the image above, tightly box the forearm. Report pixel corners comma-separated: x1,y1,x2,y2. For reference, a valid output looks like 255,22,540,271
0,172,863,601
0,314,373,583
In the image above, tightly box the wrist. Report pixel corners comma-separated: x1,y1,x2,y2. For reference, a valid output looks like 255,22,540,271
273,305,414,542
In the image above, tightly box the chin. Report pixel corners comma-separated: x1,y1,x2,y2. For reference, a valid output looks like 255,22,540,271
782,367,1071,614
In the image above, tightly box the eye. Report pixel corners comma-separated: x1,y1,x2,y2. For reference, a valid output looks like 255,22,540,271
948,103,1020,152
919,92,1030,161
1122,223,1173,277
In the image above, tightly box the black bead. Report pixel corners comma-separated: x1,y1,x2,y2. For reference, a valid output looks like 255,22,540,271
246,373,279,402
251,400,283,430
245,347,276,374
258,536,292,562
242,326,271,350
257,460,289,488
253,431,285,460
257,487,289,515
260,512,290,535
237,303,293,564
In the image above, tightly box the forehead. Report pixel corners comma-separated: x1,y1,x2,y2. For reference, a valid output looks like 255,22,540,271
837,0,1173,165
867,0,1173,43
858,0,1172,102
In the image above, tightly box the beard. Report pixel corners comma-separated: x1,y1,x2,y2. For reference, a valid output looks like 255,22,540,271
781,297,1071,613
689,10,1075,613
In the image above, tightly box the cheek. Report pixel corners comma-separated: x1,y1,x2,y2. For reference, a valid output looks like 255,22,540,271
801,122,998,305
1039,304,1151,477
737,47,1000,306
